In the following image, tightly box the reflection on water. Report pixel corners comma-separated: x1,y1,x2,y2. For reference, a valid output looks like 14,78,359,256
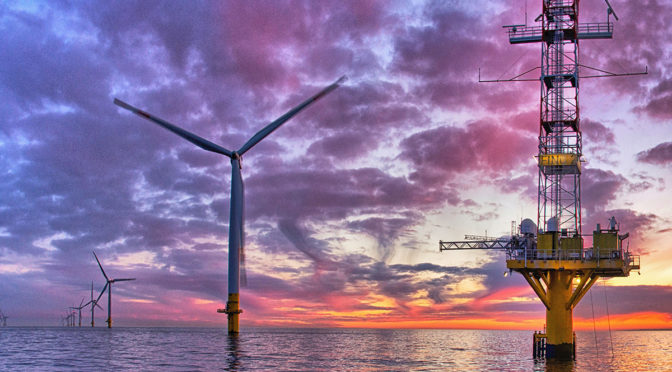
227,333,242,371
0,327,670,371
538,359,576,372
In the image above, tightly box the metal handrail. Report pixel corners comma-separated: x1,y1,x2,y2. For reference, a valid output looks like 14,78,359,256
507,22,612,40
547,0,574,7
507,26,543,39
578,22,613,34
506,247,629,263
624,254,640,268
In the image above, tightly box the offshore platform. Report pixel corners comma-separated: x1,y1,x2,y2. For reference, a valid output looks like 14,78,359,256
440,0,642,360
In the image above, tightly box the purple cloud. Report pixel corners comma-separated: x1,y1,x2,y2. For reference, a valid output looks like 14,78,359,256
637,142,672,165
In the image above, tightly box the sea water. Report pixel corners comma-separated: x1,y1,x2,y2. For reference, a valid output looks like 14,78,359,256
1,327,670,371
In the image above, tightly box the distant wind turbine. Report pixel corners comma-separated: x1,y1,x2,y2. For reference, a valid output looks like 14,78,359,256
64,308,75,327
68,305,77,327
72,297,92,327
0,309,7,327
61,311,70,327
89,281,103,327
114,76,345,333
93,251,136,328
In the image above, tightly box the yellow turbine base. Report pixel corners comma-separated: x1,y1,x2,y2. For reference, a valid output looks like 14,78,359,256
222,293,242,334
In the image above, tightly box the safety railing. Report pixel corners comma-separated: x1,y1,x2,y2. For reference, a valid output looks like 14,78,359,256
506,25,543,40
546,0,575,8
577,22,613,37
507,248,582,261
625,253,640,269
507,22,612,43
506,247,629,263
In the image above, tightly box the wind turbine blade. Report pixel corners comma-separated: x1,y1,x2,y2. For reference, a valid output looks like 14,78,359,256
112,278,136,282
95,302,104,310
93,251,109,281
114,98,233,157
240,240,247,287
80,297,85,307
96,282,109,304
238,75,346,155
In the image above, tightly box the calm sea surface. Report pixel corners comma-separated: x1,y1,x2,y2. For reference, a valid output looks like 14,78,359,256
0,327,670,371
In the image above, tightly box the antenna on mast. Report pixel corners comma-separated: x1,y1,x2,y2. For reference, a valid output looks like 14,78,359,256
605,0,619,22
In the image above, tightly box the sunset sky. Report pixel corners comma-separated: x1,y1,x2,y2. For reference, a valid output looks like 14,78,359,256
1,0,671,330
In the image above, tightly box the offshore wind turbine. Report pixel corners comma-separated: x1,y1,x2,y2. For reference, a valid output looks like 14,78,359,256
64,308,75,327
89,281,102,327
114,76,345,333
0,309,7,326
72,297,92,327
68,305,77,327
93,251,136,328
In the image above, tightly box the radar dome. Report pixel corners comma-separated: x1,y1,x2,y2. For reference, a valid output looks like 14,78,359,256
547,217,559,232
520,219,537,235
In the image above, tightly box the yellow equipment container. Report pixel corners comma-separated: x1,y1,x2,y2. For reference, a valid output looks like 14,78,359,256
537,233,556,258
560,237,583,259
593,231,618,258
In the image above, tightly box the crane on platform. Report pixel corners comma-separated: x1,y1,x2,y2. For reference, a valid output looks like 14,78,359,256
441,0,643,360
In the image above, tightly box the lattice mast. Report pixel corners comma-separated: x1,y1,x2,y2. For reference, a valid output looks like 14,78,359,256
537,0,582,236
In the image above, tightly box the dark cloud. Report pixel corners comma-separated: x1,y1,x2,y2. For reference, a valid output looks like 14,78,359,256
291,80,428,140
582,118,616,145
583,208,657,246
390,5,537,113
581,168,627,214
400,119,536,188
580,0,671,97
347,214,420,262
246,166,451,222
307,132,377,160
498,173,537,199
278,219,335,269
638,93,672,119
637,142,672,165
635,77,672,119
581,168,658,242
627,172,664,193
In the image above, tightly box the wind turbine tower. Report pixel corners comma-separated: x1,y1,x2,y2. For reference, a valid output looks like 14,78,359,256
93,251,136,328
114,76,344,334
90,281,102,327
440,0,643,360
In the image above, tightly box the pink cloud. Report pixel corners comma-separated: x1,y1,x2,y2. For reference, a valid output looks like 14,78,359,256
400,119,536,184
